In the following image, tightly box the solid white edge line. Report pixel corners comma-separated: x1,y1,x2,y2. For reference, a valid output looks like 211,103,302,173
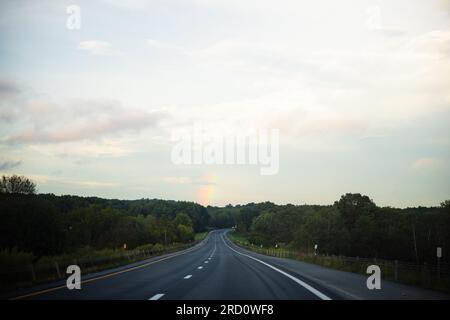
222,233,332,301
148,293,165,300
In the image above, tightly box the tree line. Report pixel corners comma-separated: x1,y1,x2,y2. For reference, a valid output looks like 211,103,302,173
208,195,450,265
0,175,209,258
1,175,449,265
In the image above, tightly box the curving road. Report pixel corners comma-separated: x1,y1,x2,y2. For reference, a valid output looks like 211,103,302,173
8,230,449,300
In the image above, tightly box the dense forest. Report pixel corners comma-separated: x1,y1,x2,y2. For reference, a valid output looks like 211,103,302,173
208,195,450,265
1,175,449,266
0,193,209,257
0,176,210,258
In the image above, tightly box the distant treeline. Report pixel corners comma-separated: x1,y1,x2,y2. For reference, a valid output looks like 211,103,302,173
208,194,450,265
0,193,209,257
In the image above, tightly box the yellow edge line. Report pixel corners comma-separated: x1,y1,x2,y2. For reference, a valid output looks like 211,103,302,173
10,236,209,300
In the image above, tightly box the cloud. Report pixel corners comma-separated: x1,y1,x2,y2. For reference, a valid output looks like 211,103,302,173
0,77,29,123
437,0,450,11
7,109,164,144
35,140,131,159
101,0,149,10
412,157,441,170
146,39,185,52
0,77,21,98
70,180,120,188
27,174,120,189
0,81,168,145
162,176,218,186
0,159,22,171
1,0,449,206
0,79,169,171
78,40,117,56
407,30,450,56
163,176,192,184
373,28,408,38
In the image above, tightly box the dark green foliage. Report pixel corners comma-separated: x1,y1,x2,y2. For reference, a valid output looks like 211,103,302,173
0,193,202,258
216,195,450,265
0,194,64,256
38,195,209,232
235,202,275,233
334,193,377,230
1,185,448,268
207,207,236,228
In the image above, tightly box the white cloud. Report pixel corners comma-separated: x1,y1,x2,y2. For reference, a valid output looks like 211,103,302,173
100,0,149,10
0,82,167,145
146,39,185,52
27,140,131,159
162,176,193,184
26,174,120,189
78,40,117,56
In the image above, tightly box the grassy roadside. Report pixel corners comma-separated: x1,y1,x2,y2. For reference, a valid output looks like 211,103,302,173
194,231,208,241
227,231,450,294
0,232,209,295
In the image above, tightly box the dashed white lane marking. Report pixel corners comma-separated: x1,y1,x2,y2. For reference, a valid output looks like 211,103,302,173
148,293,165,300
207,237,217,260
204,261,209,264
221,233,332,301
198,266,204,269
184,274,193,279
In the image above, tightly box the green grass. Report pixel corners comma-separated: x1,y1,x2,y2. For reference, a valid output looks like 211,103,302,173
228,231,250,244
194,231,208,241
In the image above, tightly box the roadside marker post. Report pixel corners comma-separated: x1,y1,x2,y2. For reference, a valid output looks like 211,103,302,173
55,261,61,279
394,260,398,281
437,247,442,280
30,264,36,282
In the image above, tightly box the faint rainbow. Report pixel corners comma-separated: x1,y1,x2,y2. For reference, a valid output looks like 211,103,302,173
197,172,216,206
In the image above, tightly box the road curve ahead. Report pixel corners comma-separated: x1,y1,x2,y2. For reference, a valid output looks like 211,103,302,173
9,230,449,300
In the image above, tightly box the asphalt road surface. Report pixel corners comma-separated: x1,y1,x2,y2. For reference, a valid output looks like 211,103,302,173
8,230,450,300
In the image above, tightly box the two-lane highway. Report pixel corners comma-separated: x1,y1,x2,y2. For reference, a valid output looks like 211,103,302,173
9,230,449,300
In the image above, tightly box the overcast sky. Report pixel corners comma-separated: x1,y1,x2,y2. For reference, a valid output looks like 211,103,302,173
1,0,449,207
